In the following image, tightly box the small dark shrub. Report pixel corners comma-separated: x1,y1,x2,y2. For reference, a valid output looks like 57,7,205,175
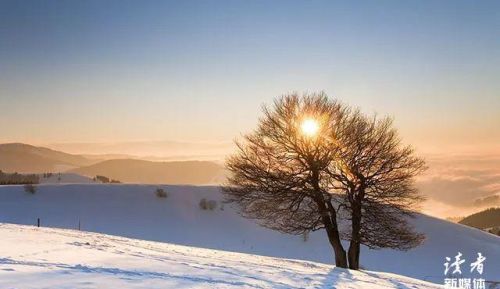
95,175,120,183
95,175,110,183
24,184,37,194
199,198,208,210
199,198,217,211
207,200,217,210
155,188,168,198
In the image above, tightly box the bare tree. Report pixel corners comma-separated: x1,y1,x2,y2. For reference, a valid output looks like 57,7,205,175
224,93,350,267
330,111,426,269
224,93,426,269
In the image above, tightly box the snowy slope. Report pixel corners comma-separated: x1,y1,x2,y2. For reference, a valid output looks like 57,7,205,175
0,184,498,284
0,223,442,289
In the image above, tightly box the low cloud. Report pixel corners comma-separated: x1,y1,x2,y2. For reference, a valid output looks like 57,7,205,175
417,154,500,218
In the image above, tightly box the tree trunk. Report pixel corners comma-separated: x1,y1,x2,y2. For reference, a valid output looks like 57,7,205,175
348,203,362,270
348,240,360,269
311,168,348,268
325,219,348,268
316,197,348,268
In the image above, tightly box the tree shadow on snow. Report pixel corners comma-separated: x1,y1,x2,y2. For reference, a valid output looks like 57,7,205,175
318,267,417,289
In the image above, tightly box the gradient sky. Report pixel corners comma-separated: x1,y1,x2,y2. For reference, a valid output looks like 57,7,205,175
1,0,499,154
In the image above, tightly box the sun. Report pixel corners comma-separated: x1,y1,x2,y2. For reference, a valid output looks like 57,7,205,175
300,118,319,137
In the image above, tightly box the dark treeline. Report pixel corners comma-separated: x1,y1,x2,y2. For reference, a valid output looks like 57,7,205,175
93,175,121,184
459,208,500,230
0,170,40,185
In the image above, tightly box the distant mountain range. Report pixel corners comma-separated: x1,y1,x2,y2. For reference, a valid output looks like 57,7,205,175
0,143,96,173
0,143,225,184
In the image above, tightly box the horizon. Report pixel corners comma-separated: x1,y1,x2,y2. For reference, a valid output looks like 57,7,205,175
1,141,499,219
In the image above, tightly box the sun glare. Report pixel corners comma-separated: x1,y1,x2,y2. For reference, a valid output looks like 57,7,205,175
300,118,319,137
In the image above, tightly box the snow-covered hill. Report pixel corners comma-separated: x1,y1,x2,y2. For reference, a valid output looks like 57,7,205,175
0,223,442,289
0,184,498,284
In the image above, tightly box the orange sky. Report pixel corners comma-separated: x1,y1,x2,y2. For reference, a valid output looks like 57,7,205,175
1,1,499,158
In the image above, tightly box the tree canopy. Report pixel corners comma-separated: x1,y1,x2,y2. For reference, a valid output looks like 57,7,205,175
224,93,426,269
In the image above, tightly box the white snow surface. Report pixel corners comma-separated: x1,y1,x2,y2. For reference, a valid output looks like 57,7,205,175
0,223,443,289
0,184,498,284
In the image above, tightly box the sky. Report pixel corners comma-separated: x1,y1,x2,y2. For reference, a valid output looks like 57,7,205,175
0,0,499,156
